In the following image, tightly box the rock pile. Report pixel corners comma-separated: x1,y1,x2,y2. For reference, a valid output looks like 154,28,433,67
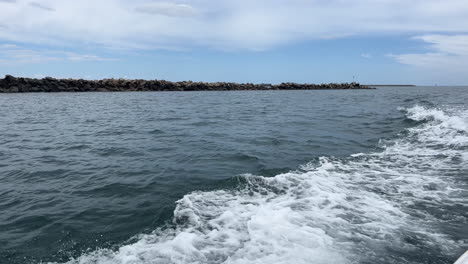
0,75,373,93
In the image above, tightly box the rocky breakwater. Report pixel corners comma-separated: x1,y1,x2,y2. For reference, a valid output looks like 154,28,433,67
0,75,373,93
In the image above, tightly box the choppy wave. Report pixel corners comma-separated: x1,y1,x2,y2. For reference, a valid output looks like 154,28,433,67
58,105,468,264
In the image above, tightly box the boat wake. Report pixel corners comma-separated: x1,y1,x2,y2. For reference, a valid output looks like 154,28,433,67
58,105,468,264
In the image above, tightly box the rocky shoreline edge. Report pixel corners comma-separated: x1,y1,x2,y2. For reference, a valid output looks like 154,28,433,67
0,75,374,93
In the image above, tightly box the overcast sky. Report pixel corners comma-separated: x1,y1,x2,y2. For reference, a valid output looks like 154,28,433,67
0,0,467,85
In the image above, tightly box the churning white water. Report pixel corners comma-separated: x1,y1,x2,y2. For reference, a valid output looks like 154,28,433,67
61,105,468,264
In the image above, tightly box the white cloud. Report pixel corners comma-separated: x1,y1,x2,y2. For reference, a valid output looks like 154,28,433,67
361,53,372,59
0,44,118,64
0,0,467,51
29,2,55,12
391,34,468,69
0,47,60,64
135,2,197,17
0,44,19,49
415,35,468,56
66,53,118,61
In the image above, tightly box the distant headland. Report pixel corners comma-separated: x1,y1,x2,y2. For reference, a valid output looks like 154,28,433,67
0,75,374,93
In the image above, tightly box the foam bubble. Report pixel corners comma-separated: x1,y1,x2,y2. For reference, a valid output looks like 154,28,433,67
58,105,468,264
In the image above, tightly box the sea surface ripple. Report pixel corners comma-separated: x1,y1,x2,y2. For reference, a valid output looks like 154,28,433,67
0,87,467,263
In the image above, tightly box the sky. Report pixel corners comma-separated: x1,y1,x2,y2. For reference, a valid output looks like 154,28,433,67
0,0,467,85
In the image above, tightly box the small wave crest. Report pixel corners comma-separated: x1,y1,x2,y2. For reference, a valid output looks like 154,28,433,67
58,105,468,264
402,105,468,149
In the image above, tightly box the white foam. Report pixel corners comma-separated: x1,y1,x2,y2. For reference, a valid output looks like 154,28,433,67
405,105,468,147
59,105,468,264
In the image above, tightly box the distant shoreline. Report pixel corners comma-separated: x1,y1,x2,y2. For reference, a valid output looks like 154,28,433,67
0,75,374,93
366,85,416,87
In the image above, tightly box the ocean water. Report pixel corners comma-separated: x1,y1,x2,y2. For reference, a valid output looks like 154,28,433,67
0,87,467,264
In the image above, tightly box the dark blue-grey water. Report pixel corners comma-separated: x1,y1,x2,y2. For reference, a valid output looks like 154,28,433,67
0,87,467,264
